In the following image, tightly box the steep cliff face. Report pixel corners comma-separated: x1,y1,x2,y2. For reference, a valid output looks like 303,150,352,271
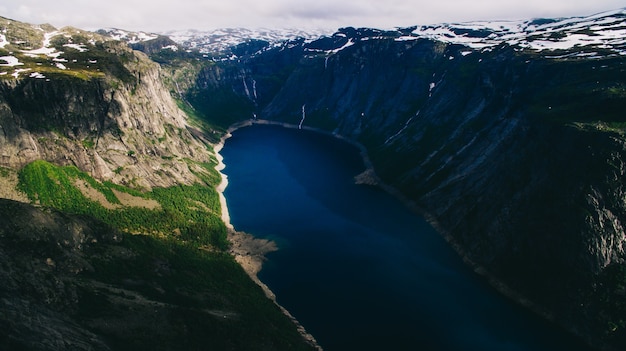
184,18,626,349
0,21,211,190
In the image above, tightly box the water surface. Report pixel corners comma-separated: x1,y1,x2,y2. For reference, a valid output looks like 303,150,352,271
221,124,590,351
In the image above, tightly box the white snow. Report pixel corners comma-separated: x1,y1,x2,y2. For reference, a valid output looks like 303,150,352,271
0,55,23,67
161,44,178,51
63,43,89,52
162,27,331,55
12,68,31,79
29,72,46,79
103,29,158,44
22,31,60,57
328,38,355,54
0,34,8,49
55,62,67,70
402,8,626,56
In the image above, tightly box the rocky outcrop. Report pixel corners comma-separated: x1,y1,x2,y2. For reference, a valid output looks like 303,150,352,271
0,41,211,190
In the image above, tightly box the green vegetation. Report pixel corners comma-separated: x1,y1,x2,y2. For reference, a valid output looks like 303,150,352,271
175,99,225,143
11,158,317,349
18,159,228,250
80,232,313,350
0,166,10,177
82,138,95,149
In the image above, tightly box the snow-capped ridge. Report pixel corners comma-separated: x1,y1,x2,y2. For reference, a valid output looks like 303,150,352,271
405,8,626,56
300,8,626,58
97,28,159,44
161,27,332,55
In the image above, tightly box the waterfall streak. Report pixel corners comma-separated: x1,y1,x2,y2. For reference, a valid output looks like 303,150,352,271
299,105,306,129
384,111,420,145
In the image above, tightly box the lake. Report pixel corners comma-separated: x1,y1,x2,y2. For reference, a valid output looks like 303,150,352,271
221,124,591,351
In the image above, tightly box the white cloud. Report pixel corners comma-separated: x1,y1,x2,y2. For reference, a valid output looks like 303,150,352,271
1,0,624,32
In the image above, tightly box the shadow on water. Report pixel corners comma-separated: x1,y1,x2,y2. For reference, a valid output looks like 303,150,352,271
221,124,593,351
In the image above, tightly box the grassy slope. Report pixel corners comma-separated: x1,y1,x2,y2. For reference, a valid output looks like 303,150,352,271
12,159,315,350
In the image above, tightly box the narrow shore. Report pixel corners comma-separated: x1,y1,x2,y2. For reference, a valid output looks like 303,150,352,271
213,120,322,350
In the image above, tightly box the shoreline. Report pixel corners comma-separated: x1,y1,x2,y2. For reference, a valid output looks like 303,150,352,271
213,118,587,350
212,120,322,350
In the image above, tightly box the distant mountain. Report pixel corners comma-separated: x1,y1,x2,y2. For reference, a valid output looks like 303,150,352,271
96,27,332,58
97,9,626,60
161,28,331,55
407,8,626,56
295,8,626,59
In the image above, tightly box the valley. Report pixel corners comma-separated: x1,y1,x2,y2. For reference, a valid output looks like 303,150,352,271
1,8,626,350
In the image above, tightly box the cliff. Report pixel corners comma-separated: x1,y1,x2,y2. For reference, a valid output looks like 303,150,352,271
0,18,316,350
180,14,626,350
0,20,212,190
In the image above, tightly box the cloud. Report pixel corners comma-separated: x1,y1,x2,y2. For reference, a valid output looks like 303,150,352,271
1,0,624,32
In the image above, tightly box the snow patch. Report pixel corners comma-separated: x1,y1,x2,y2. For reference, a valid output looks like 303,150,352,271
103,29,158,44
0,34,8,49
22,31,60,57
0,55,23,67
163,27,331,55
63,43,89,52
29,72,46,79
12,68,31,79
161,44,178,51
405,9,626,57
55,63,67,70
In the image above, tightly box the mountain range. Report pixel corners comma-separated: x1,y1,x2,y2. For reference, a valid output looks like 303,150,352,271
1,8,626,350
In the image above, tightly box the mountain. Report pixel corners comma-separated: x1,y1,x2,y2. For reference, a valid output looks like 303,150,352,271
1,8,626,351
162,28,331,56
169,8,626,350
0,16,317,350
96,27,332,59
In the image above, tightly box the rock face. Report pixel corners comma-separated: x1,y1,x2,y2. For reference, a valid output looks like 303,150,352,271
0,23,211,190
183,19,626,350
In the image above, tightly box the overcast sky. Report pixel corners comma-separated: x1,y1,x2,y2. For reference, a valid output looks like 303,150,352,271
1,1,624,32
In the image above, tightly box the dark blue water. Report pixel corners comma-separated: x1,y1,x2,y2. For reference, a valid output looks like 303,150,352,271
221,124,591,351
